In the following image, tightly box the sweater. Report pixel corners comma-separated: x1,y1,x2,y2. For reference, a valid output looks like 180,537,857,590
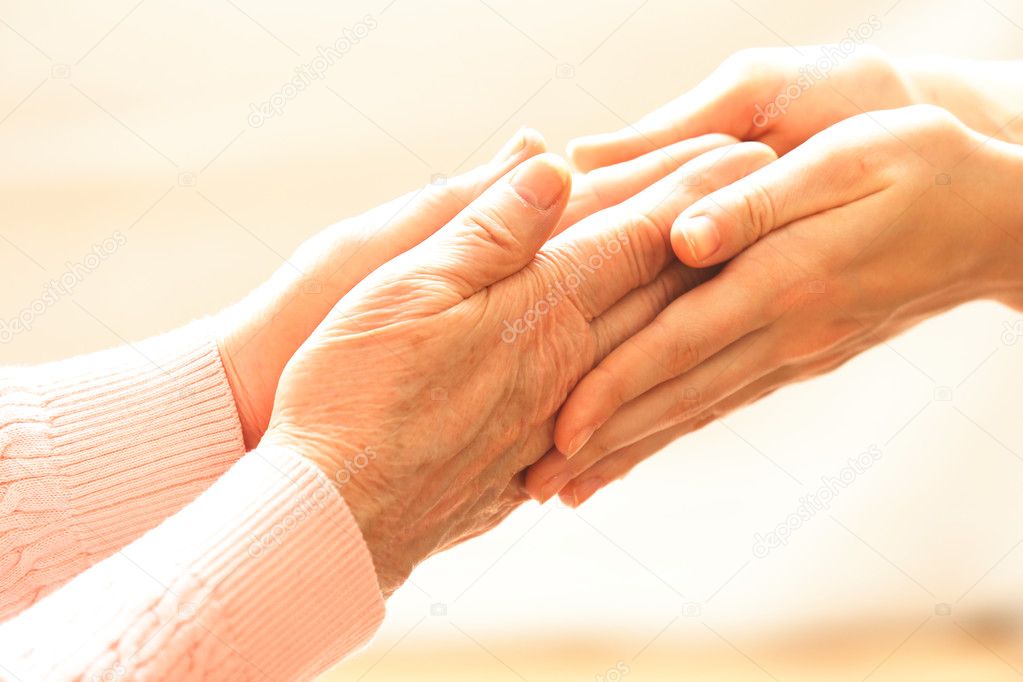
0,321,385,680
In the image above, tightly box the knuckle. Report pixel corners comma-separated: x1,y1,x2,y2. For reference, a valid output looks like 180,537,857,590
845,44,895,77
589,363,630,414
905,103,960,131
735,179,776,242
459,205,522,253
734,140,778,170
667,386,703,423
570,441,614,476
721,47,771,77
618,211,672,282
651,264,691,307
656,320,703,374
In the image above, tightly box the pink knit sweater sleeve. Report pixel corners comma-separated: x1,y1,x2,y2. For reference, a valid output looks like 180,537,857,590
0,322,385,679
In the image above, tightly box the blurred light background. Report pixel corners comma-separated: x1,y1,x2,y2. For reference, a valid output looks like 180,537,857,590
2,0,1023,679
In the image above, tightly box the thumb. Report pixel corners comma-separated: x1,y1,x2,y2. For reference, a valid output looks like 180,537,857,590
418,152,571,297
669,132,878,267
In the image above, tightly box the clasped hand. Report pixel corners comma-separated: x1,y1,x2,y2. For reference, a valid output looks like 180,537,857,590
217,45,1023,596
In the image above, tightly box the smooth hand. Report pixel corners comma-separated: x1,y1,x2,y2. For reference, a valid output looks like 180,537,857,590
264,143,775,595
529,105,1023,506
568,44,916,169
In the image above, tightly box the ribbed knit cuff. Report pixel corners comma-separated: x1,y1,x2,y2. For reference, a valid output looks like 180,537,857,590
127,445,386,680
0,447,385,681
197,446,383,678
29,319,246,559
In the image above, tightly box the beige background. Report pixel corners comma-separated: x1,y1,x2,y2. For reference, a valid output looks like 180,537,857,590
3,0,1023,679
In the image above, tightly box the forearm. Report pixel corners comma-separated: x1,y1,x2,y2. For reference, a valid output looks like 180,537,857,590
902,56,1023,144
0,321,245,620
0,446,384,681
980,136,1023,309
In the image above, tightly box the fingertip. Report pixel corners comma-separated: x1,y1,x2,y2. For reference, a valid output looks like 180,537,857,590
558,478,603,508
566,135,604,173
734,140,778,173
490,127,547,170
508,152,571,212
671,213,722,267
524,450,572,503
519,126,548,157
554,400,597,458
568,128,638,172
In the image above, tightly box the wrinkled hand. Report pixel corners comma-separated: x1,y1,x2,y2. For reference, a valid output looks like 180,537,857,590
264,142,774,595
215,128,728,449
529,105,1023,506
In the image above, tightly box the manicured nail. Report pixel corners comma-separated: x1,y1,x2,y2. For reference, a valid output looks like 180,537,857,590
538,471,572,503
571,477,604,507
509,156,567,210
675,215,721,263
492,127,527,164
564,425,595,458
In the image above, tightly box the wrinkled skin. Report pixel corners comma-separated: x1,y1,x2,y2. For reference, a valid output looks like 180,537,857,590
263,144,775,595
215,128,739,450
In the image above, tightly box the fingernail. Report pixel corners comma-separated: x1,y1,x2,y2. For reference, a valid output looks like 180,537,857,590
571,477,604,507
510,156,567,210
538,471,572,503
675,215,720,263
492,127,527,164
564,425,595,458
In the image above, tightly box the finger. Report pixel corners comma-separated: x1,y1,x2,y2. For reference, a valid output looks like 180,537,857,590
527,343,793,504
534,324,777,501
550,142,777,324
352,127,547,239
588,262,717,363
559,422,691,507
297,127,547,297
556,370,785,507
404,153,571,298
558,327,776,480
555,210,797,459
558,134,738,231
670,123,891,267
521,263,716,502
568,68,752,172
557,355,848,506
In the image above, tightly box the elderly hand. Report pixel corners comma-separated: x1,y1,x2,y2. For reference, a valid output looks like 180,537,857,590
214,129,734,449
529,105,1023,506
263,142,775,595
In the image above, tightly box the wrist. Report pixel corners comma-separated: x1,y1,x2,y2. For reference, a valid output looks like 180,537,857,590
262,425,404,595
900,56,1023,145
216,323,269,449
993,146,1023,308
960,136,1023,308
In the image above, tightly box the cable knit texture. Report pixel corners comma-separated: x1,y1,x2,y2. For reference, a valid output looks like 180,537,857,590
0,321,245,620
0,324,385,680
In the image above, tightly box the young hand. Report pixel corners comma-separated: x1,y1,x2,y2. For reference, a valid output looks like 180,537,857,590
530,105,1023,506
567,44,1023,175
